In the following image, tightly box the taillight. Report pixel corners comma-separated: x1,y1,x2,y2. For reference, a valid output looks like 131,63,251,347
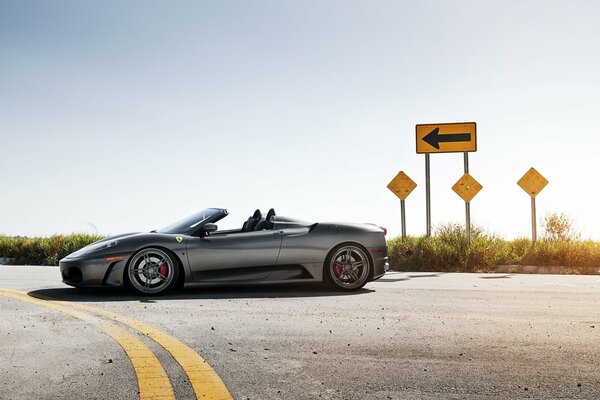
379,226,387,236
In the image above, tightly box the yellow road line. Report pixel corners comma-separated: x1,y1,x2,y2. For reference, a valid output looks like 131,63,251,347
0,289,175,400
2,288,233,400
66,302,233,400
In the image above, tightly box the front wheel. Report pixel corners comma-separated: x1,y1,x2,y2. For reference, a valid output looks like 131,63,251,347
325,244,371,291
126,248,179,295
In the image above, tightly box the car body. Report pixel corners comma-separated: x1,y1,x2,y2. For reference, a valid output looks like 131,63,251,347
60,208,388,294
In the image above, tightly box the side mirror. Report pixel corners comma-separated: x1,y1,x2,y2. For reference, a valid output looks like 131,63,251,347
202,223,218,233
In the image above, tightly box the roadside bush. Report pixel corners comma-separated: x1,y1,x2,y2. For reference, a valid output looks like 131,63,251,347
528,239,600,269
386,236,419,271
506,238,532,264
388,223,504,272
0,234,103,265
542,212,579,242
387,222,600,272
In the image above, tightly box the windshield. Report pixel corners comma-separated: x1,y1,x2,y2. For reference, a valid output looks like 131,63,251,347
157,208,225,234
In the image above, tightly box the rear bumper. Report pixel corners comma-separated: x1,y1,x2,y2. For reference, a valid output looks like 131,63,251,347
369,246,388,280
59,257,126,288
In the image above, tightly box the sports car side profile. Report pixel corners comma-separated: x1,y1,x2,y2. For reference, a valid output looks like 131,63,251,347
59,208,389,295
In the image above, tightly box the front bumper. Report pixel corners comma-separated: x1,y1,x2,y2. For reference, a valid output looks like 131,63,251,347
59,257,127,288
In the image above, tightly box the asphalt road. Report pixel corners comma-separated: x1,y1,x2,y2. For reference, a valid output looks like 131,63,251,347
1,266,599,400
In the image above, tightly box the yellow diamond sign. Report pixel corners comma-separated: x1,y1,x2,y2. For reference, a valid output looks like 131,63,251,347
387,171,417,200
518,167,548,198
452,173,482,203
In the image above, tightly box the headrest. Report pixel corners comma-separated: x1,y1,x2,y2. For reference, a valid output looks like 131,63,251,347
246,217,259,231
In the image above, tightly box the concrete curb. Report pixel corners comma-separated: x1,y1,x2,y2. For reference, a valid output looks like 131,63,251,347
494,265,600,275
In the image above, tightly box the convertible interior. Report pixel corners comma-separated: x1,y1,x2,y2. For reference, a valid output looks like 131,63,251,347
242,208,276,231
210,209,277,235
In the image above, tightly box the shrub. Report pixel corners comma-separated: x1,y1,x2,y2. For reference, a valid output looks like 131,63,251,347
0,234,103,265
387,222,600,272
388,223,504,272
542,212,579,242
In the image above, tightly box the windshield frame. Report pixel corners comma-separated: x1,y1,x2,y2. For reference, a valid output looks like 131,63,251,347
156,208,227,235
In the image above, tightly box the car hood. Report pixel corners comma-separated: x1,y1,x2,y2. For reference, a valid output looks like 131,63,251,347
65,232,142,258
93,232,142,244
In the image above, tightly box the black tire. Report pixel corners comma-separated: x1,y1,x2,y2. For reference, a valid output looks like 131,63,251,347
125,247,179,295
324,243,372,291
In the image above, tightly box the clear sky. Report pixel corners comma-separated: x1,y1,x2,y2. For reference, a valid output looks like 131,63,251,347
1,1,599,239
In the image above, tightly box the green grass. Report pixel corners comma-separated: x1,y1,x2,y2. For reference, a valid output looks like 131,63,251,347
387,223,600,272
2,223,600,272
0,234,104,266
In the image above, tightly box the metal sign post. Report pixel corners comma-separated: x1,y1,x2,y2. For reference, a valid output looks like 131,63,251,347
531,197,537,244
464,152,470,244
425,154,431,237
387,171,417,239
451,169,482,246
517,167,548,245
400,200,406,238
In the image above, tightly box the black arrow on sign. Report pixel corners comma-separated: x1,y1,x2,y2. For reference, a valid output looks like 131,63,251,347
422,128,471,150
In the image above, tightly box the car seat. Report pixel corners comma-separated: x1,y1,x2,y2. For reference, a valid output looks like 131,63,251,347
255,208,275,230
241,209,261,232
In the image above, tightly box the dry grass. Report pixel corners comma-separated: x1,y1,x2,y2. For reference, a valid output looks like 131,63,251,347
0,234,103,265
387,223,600,272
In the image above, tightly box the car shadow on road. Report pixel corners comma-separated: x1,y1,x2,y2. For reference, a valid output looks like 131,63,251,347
478,274,513,279
376,272,445,282
28,283,375,303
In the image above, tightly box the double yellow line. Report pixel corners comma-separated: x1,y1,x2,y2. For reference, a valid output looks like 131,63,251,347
0,288,232,400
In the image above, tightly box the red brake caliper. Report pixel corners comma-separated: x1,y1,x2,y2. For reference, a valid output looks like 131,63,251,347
159,263,168,277
333,262,342,277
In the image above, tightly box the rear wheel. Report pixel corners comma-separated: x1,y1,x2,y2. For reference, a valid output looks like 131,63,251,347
126,248,179,295
325,244,371,291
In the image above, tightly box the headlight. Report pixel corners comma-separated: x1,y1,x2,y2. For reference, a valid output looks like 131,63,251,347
86,240,120,253
69,240,120,258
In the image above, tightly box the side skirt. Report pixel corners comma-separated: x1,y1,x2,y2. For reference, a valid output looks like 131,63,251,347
191,264,314,283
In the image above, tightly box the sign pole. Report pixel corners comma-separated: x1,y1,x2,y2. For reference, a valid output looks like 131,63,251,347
517,167,547,246
463,152,471,245
451,170,483,239
531,197,537,245
387,171,417,239
400,200,406,238
425,154,431,237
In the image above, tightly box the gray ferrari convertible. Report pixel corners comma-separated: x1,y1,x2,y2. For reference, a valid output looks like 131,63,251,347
59,208,389,295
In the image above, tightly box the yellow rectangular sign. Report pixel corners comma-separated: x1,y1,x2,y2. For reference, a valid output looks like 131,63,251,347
416,122,477,154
